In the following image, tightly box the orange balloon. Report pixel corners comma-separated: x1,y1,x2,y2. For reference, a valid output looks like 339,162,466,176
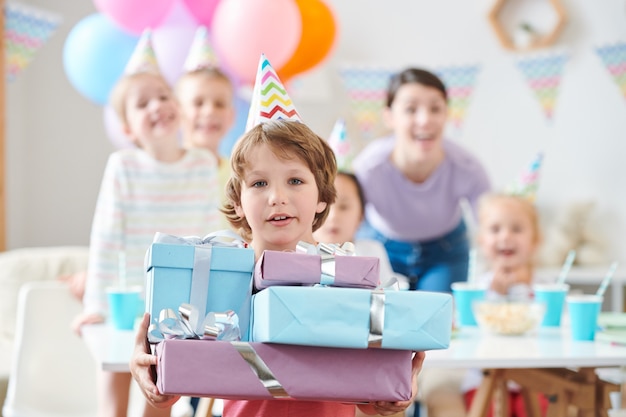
278,0,338,82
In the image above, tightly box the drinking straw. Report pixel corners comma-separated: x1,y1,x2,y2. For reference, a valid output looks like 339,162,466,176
467,248,477,284
596,261,619,297
556,249,576,285
118,251,127,289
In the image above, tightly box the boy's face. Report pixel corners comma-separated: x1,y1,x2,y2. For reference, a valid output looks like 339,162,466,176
384,83,447,162
234,143,327,254
313,174,363,244
123,74,179,147
478,198,537,270
177,76,235,154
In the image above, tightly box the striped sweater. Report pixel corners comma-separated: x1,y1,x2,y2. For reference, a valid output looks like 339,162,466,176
83,148,222,316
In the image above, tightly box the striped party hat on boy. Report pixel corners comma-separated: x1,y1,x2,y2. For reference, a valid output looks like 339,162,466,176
124,29,160,75
183,26,219,72
327,118,354,172
506,152,543,202
245,53,301,132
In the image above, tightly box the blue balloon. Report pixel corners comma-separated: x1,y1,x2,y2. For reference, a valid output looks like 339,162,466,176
63,14,139,105
219,95,250,158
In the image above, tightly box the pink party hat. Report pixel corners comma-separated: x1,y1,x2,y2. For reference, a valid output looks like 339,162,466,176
183,26,219,72
245,53,301,132
124,29,160,75
327,118,353,171
507,152,543,202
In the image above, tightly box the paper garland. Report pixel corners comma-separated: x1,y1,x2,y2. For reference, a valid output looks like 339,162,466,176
339,64,481,142
594,41,626,101
515,51,569,121
434,64,481,130
5,1,62,82
338,66,394,142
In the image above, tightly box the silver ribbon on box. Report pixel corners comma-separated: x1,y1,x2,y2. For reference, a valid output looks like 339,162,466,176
148,303,240,343
232,342,290,399
295,241,356,285
149,230,247,316
368,289,385,348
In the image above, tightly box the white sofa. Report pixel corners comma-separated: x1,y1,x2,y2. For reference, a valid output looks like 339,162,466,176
0,246,89,415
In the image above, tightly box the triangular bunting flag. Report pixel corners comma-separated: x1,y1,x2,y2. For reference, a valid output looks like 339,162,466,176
5,1,61,82
515,51,569,121
338,66,394,142
434,64,481,131
594,41,626,101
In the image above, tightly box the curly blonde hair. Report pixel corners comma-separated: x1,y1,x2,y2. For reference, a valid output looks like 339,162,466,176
222,120,337,242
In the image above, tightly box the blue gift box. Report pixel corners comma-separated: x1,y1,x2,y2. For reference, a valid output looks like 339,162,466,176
251,286,452,350
145,242,255,340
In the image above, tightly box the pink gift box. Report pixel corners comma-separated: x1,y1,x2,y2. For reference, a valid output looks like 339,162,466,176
254,250,379,290
155,339,412,402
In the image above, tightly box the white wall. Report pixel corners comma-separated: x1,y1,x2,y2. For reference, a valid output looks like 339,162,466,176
6,0,626,263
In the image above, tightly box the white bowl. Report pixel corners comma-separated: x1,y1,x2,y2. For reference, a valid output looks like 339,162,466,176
472,300,546,336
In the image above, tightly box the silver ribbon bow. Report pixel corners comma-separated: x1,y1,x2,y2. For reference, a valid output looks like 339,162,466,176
295,241,356,285
148,303,240,344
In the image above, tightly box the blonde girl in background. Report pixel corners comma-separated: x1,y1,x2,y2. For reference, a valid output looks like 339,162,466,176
462,155,550,417
74,31,221,417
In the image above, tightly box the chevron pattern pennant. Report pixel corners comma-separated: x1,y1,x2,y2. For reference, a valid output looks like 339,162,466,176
339,66,394,142
435,64,481,130
246,53,301,131
5,1,61,83
515,51,569,121
594,41,626,101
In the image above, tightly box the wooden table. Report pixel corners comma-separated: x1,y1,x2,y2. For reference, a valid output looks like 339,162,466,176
424,327,626,417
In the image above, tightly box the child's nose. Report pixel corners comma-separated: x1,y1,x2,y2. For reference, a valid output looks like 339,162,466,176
268,185,288,206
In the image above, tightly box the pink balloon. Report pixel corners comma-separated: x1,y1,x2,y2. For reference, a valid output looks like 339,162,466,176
212,0,302,84
182,0,221,28
103,105,134,149
94,0,176,35
152,1,197,85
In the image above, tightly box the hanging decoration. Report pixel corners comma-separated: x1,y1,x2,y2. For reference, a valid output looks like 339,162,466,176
434,64,481,131
594,40,626,101
515,50,569,121
338,65,394,143
5,1,62,83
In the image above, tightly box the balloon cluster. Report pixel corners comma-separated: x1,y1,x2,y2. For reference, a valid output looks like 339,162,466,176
63,0,338,149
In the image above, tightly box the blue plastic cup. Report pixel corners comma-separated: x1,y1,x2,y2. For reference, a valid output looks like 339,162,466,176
533,283,570,327
451,282,487,326
567,294,603,341
106,286,142,330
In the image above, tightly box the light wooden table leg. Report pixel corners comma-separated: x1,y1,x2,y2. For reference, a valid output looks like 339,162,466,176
520,386,541,417
493,376,509,417
468,369,502,417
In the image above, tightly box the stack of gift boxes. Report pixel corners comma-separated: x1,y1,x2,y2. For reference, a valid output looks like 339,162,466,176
144,234,453,403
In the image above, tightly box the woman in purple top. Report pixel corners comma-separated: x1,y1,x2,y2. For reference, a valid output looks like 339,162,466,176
353,68,491,293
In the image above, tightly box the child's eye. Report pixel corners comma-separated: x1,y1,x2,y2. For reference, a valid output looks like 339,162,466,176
288,178,303,185
252,180,267,188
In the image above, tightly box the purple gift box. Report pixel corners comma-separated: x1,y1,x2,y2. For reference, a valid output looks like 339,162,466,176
155,339,412,402
254,250,379,290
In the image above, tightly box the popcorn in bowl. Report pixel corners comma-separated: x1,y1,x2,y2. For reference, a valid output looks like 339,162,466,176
472,300,546,335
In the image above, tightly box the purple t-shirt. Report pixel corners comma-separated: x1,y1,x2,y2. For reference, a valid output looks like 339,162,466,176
353,136,490,242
